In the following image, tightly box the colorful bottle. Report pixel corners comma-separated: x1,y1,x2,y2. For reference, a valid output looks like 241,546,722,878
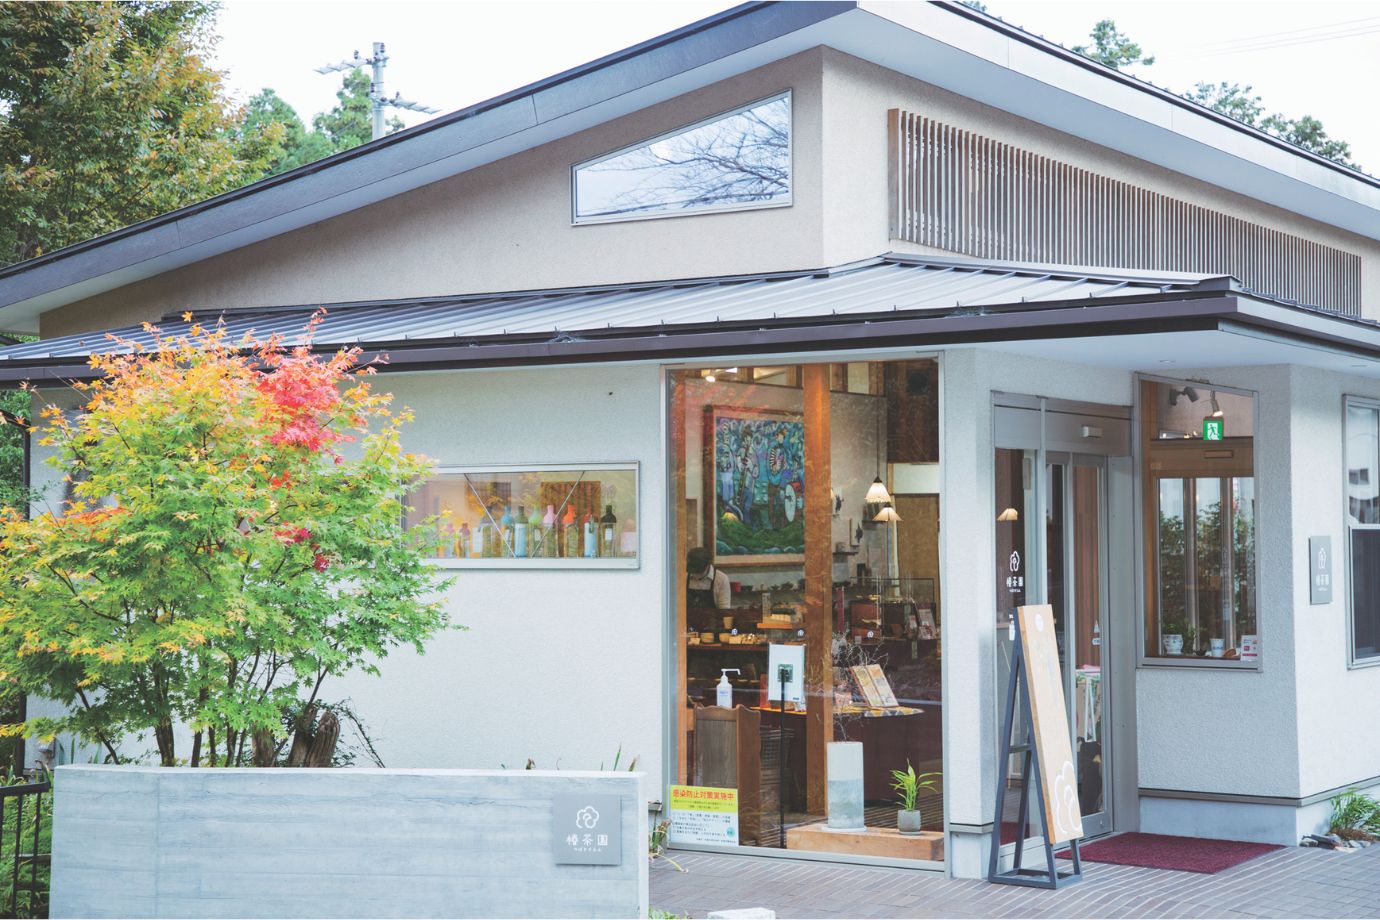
526,505,543,557
513,505,529,558
583,512,597,558
562,506,579,557
477,519,493,558
599,504,618,557
500,506,514,556
539,504,556,557
456,522,470,559
619,515,637,557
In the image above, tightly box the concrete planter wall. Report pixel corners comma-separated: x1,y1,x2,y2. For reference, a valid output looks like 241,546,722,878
51,765,647,919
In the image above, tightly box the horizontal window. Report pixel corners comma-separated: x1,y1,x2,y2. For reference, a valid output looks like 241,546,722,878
405,464,639,568
572,93,791,224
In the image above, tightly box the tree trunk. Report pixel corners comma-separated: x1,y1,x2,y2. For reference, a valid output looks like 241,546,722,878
303,711,339,768
251,729,277,767
190,729,202,768
286,706,317,768
155,719,175,767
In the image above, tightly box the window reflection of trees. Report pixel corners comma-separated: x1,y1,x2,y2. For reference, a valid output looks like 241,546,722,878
577,96,790,220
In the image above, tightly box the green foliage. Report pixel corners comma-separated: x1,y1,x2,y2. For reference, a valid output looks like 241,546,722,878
231,70,405,180
1329,789,1380,837
1187,82,1359,169
0,775,51,919
235,88,334,177
1073,19,1155,70
0,317,455,767
890,760,939,811
0,2,278,267
313,69,404,151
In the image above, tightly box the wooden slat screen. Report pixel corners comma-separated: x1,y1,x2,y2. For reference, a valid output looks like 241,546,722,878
888,110,1362,315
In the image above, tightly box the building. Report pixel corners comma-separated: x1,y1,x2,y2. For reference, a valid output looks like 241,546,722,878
2,1,1379,879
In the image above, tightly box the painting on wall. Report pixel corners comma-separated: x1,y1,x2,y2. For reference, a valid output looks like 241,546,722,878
705,406,805,565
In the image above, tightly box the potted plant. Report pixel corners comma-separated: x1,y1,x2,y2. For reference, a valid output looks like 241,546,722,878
890,761,940,836
1161,618,1197,656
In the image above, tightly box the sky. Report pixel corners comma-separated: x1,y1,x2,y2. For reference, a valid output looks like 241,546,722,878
209,0,1380,173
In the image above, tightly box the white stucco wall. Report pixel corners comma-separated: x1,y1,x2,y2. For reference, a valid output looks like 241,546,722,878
326,365,667,781
1286,367,1380,796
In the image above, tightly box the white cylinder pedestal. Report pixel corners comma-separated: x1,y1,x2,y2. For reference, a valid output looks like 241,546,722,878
826,741,865,830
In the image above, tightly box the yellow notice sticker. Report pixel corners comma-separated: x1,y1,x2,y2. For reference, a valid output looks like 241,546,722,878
667,785,740,844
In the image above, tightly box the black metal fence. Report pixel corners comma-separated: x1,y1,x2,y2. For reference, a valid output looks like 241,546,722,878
0,779,50,919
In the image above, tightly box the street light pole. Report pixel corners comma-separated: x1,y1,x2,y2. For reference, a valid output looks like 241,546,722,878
370,42,387,142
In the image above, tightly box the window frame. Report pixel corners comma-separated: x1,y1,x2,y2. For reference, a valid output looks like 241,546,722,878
1343,395,1380,668
410,461,641,570
1135,374,1262,671
570,91,794,226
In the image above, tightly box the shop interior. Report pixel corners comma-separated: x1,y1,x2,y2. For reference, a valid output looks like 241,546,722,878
669,360,945,862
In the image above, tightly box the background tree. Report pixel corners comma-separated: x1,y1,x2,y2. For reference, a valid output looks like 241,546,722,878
1073,19,1155,70
233,71,405,179
0,2,278,267
0,318,454,766
1072,20,1359,170
1186,81,1358,168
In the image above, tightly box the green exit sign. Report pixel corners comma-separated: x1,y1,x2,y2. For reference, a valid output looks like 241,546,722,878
1203,418,1225,441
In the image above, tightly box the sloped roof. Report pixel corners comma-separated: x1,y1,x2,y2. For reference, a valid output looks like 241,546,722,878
0,2,1376,332
2,254,1376,382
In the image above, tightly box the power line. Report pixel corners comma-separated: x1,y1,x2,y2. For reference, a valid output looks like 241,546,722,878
1164,18,1380,58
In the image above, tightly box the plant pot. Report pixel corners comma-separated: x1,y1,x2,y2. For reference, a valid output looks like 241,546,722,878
897,808,922,836
1162,633,1183,656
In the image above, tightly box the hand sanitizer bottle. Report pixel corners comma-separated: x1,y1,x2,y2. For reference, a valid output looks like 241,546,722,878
716,669,741,709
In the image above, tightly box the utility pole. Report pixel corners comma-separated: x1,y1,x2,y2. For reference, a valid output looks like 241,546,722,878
315,42,439,141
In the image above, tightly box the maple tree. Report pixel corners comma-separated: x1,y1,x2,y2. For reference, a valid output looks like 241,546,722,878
0,316,452,766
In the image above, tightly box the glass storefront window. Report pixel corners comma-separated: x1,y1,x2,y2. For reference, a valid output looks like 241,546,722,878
668,360,944,861
1142,379,1257,665
404,464,638,567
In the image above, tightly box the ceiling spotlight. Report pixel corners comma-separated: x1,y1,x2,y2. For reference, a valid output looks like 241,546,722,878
1210,393,1223,418
1183,386,1200,403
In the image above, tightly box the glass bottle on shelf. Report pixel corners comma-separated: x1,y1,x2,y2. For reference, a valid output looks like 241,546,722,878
542,504,558,557
563,506,579,558
500,506,514,556
456,522,470,560
599,504,618,557
527,505,543,557
478,517,493,558
619,515,637,558
513,505,529,558
583,512,597,558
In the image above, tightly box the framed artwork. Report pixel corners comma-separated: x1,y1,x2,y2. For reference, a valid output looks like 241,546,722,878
704,406,805,565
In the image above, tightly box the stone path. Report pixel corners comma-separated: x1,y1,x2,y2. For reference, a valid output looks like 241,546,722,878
651,843,1380,918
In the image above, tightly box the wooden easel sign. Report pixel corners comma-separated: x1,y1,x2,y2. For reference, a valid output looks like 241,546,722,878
988,604,1084,888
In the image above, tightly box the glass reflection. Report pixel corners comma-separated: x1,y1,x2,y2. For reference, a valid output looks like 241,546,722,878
575,95,791,221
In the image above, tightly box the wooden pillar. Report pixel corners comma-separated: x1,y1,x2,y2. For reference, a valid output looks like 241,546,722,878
803,364,833,815
671,374,690,785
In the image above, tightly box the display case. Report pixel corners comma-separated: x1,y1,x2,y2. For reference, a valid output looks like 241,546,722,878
405,463,639,568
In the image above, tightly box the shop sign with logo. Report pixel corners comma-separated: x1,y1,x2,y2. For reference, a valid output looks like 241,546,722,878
1006,550,1024,595
1203,418,1225,441
667,785,739,845
1309,536,1332,605
552,794,622,865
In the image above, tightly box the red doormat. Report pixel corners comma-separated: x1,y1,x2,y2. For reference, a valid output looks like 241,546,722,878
1057,832,1282,874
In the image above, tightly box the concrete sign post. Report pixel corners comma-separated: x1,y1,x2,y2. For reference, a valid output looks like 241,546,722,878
1309,536,1333,605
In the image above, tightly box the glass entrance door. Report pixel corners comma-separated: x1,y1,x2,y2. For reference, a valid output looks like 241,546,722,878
994,398,1125,844
1045,454,1111,837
